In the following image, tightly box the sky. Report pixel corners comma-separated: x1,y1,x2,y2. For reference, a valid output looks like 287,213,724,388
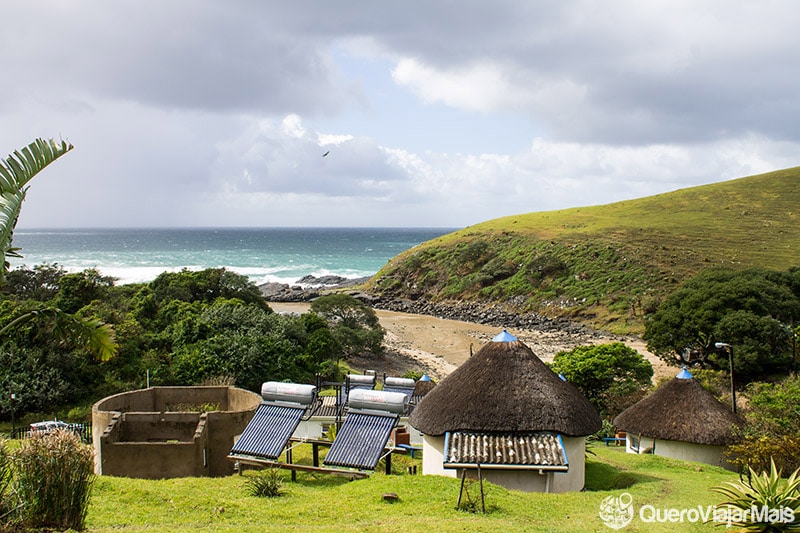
2,1,799,229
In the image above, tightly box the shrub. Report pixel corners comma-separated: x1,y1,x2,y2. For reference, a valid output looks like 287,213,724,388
244,468,283,498
550,343,653,417
711,459,800,531
725,436,800,476
744,376,800,438
0,440,12,516
725,376,800,474
11,429,95,530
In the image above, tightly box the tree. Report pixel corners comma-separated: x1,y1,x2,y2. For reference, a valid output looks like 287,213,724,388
149,268,269,309
54,268,115,314
644,267,799,379
550,342,653,418
0,138,117,361
310,293,385,356
1,263,65,301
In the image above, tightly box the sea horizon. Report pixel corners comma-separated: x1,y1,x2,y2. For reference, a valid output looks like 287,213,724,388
8,227,457,286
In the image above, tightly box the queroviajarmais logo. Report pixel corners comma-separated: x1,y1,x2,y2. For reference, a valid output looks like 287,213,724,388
599,492,634,529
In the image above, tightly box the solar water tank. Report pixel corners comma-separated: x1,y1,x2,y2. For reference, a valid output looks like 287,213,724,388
347,389,408,414
260,382,316,406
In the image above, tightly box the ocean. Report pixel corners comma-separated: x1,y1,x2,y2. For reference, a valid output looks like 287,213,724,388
8,227,456,286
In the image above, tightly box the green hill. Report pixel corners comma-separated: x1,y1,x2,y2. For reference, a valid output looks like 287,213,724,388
367,166,800,333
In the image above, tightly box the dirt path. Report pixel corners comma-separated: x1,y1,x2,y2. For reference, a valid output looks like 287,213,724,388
268,302,672,382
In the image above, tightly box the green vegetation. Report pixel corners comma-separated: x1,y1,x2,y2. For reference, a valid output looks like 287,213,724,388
550,343,653,418
311,293,385,359
368,166,800,332
0,138,117,361
643,267,800,379
243,468,283,498
0,266,386,421
726,376,800,474
80,445,738,532
3,430,94,530
711,459,800,532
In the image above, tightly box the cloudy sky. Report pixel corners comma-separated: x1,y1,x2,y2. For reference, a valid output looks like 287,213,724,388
3,1,799,228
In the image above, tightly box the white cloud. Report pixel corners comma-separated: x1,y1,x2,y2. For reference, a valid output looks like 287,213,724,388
2,1,799,229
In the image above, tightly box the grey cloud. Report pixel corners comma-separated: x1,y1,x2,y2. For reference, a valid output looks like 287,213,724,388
6,1,800,145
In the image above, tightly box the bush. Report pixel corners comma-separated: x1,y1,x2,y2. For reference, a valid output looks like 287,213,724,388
0,441,12,516
744,376,800,438
244,468,283,498
725,436,800,476
723,375,800,475
11,429,94,530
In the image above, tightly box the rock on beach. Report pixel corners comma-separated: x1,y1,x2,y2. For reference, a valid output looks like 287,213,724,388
260,277,671,382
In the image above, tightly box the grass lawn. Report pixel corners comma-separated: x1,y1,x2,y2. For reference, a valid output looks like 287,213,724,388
85,443,740,532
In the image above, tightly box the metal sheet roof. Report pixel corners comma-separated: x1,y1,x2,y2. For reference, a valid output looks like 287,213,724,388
443,431,569,470
229,403,306,460
323,411,398,470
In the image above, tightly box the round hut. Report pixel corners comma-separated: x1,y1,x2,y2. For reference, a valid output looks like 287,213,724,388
411,374,436,405
409,331,601,493
613,368,743,469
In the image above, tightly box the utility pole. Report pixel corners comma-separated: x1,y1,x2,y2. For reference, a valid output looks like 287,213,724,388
715,342,736,414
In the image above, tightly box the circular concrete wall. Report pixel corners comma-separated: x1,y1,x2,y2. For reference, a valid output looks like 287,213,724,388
92,386,261,478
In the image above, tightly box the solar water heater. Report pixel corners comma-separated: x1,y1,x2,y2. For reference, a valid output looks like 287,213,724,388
322,389,408,471
229,381,316,461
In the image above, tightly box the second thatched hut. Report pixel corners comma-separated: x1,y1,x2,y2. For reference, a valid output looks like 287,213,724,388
409,331,601,492
613,368,743,470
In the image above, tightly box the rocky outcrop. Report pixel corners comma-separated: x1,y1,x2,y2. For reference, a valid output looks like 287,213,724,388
258,275,370,302
259,276,599,337
372,298,596,336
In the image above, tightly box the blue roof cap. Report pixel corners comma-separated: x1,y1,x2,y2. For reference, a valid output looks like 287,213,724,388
419,374,431,382
676,367,693,380
492,329,518,342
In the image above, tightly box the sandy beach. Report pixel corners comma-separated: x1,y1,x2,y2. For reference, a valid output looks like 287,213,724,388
268,302,672,382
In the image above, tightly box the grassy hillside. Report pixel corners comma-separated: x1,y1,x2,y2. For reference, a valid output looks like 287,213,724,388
367,167,800,333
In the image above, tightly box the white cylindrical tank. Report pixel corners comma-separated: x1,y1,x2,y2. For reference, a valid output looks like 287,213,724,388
261,382,316,406
348,389,408,414
347,374,376,387
384,376,415,388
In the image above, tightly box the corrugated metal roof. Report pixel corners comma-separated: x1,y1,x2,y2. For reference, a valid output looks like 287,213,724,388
229,403,306,460
323,412,398,470
444,431,569,470
312,395,341,418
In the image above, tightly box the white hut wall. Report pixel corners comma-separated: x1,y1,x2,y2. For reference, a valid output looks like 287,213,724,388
625,434,656,454
626,435,734,470
421,434,456,478
404,420,424,446
549,436,587,493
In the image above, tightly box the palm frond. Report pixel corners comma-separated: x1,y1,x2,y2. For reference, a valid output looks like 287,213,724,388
0,307,118,361
0,138,73,284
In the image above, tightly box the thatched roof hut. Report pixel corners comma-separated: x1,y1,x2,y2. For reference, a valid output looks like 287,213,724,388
409,336,601,437
413,374,436,397
613,368,743,446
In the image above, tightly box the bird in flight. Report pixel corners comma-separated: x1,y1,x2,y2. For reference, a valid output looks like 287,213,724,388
322,150,330,157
